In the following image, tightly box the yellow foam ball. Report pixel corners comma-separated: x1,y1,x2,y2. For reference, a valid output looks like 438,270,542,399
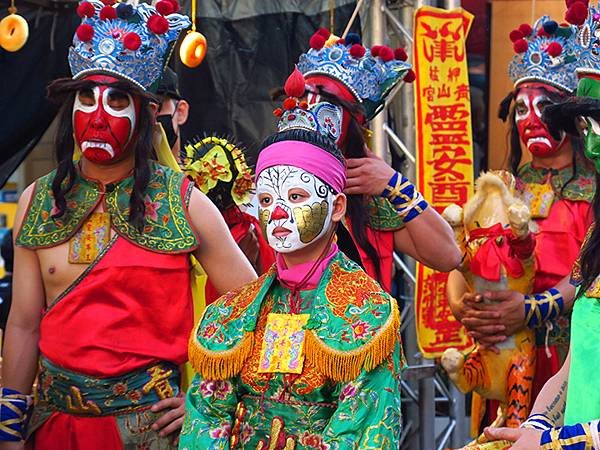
179,31,207,68
0,13,29,52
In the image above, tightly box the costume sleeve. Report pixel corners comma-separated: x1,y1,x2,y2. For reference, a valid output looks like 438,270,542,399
540,420,600,449
322,341,403,449
178,374,238,450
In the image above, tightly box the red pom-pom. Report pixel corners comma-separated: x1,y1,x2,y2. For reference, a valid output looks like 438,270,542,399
565,0,589,7
283,97,297,110
299,101,308,110
403,69,416,83
99,5,117,20
273,108,283,118
155,0,174,15
147,14,169,34
309,34,326,50
284,66,306,98
316,27,331,38
565,1,588,25
509,29,524,42
165,0,180,12
547,41,563,57
336,38,345,45
349,44,366,58
379,46,394,62
77,2,95,18
518,23,533,36
394,47,408,61
371,45,382,56
76,23,94,42
537,27,550,37
123,32,141,51
100,0,115,5
513,39,528,53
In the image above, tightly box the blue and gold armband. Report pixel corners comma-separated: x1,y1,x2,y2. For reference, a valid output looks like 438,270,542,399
381,172,429,223
0,388,31,441
524,288,564,329
520,413,555,431
541,420,600,449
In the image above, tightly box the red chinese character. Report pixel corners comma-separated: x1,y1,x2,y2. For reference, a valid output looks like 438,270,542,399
437,84,451,98
421,21,466,62
423,86,435,102
428,151,471,181
447,67,460,82
425,104,469,123
429,66,440,82
428,181,470,204
455,84,470,101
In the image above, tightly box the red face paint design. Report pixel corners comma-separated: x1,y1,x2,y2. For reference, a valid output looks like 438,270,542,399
514,83,566,158
73,75,140,164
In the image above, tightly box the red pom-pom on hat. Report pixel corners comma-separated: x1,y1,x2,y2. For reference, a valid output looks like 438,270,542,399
379,46,394,62
273,108,283,118
336,38,345,45
518,23,533,36
349,44,366,58
394,47,408,61
513,39,528,53
100,0,115,5
148,14,169,34
509,29,524,42
283,97,297,110
76,23,94,42
565,1,589,25
403,69,416,83
123,32,141,51
309,33,326,50
284,66,306,98
316,27,330,38
565,0,589,7
99,5,117,20
537,27,550,37
299,101,309,110
371,45,382,57
165,0,180,12
547,41,563,56
77,2,95,18
156,0,174,15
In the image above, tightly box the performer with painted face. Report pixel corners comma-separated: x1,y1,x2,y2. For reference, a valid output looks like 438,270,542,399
446,14,595,411
180,94,403,449
288,30,460,293
485,2,600,447
0,1,256,447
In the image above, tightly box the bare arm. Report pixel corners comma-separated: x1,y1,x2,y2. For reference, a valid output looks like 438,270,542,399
187,188,257,294
529,349,570,425
392,208,462,272
2,184,45,393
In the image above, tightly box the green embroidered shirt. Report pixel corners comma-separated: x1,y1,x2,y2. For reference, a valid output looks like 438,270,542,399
16,161,198,253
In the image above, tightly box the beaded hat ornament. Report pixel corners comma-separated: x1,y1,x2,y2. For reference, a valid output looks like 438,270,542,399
508,15,581,92
69,0,190,92
564,0,600,78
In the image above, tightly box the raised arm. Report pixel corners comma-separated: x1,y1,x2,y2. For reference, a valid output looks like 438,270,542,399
187,188,257,294
344,151,460,272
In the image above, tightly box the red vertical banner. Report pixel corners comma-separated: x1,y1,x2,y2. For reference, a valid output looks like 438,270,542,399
413,6,475,357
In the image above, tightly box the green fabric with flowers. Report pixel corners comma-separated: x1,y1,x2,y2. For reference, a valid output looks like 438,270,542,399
367,196,405,231
16,161,197,253
181,252,403,449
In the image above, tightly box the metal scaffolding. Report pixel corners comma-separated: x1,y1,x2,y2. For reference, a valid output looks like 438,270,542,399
362,0,471,448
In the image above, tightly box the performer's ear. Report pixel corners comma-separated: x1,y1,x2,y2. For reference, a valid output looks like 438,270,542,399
331,193,347,222
148,101,159,118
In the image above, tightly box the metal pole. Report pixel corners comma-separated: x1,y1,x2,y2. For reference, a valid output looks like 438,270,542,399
368,0,390,162
450,383,469,448
419,358,436,450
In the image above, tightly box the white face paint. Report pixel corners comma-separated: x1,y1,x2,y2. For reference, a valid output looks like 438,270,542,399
256,164,336,253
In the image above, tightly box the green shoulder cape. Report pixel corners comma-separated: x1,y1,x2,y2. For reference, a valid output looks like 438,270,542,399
188,252,401,382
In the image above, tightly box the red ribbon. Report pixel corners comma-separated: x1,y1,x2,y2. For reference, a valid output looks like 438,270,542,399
468,223,524,282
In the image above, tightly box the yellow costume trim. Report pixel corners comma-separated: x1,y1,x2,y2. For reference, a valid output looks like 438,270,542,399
188,313,255,380
304,299,400,382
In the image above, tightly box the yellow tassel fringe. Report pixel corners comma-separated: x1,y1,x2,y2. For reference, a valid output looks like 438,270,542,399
188,328,255,380
304,299,400,382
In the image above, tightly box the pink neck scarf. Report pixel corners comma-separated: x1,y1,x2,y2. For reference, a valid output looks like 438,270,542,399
276,243,338,291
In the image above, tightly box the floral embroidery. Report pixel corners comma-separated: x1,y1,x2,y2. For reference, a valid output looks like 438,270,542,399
339,382,358,401
208,422,231,439
351,320,370,340
112,382,128,396
299,431,330,449
143,195,160,222
202,322,219,340
199,380,233,400
239,422,255,444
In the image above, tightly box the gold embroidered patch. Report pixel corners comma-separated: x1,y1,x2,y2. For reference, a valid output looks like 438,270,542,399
68,212,111,264
258,313,309,374
520,182,554,219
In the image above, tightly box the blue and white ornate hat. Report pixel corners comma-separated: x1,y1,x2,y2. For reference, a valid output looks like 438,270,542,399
68,0,190,92
274,67,344,145
297,28,414,121
564,1,600,77
508,16,581,92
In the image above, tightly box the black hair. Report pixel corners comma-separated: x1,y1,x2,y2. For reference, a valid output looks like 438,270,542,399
499,85,583,195
0,230,13,273
47,76,156,231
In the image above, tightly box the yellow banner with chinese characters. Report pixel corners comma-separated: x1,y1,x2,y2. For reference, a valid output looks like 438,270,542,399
413,6,475,358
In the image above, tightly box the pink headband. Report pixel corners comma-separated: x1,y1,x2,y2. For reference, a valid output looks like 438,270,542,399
255,140,346,193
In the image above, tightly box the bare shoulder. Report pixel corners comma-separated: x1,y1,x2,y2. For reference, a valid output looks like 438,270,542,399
186,187,228,232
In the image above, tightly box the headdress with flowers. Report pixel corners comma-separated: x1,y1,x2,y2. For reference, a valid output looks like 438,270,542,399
69,0,190,92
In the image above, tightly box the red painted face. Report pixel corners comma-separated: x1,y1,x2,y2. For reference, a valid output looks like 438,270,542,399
514,82,566,158
73,74,141,164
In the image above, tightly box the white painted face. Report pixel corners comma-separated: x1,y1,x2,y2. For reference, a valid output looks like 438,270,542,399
256,164,336,253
